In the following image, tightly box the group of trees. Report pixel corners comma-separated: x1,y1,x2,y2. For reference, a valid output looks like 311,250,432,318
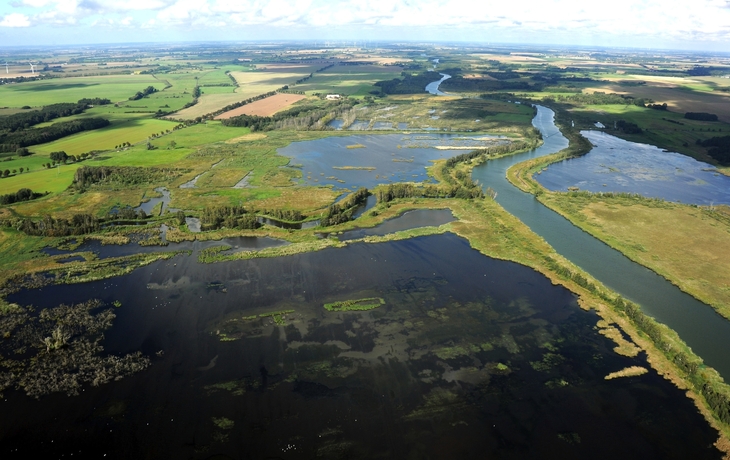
440,76,533,92
257,208,303,222
17,213,100,237
374,71,444,95
697,135,730,165
685,112,718,121
72,166,181,191
129,86,158,101
221,98,358,132
0,188,45,205
615,120,643,134
320,188,369,227
0,99,109,133
0,118,110,153
199,205,259,231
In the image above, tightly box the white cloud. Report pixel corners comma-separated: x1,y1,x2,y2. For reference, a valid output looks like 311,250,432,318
0,13,31,27
4,0,730,45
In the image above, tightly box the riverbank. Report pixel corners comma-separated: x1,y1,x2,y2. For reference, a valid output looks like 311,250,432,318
506,123,730,319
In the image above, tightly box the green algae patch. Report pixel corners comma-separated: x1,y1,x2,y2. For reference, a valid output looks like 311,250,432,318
323,297,385,312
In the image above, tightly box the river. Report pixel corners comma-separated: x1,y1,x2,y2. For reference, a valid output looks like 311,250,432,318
472,105,730,379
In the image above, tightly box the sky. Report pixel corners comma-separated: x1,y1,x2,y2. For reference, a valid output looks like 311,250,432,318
1,0,730,51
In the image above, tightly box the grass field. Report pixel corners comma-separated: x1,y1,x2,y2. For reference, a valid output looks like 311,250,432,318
31,118,179,155
0,75,168,107
540,194,730,318
584,83,730,123
293,64,403,97
0,164,80,195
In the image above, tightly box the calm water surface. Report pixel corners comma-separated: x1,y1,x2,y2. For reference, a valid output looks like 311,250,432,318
537,130,730,205
3,234,721,459
472,105,730,378
279,133,503,190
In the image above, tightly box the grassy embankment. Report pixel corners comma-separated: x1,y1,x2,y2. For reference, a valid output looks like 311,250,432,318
506,123,730,318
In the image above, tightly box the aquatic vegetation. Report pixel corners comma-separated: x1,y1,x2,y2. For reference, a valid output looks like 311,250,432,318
212,417,235,430
605,366,649,380
0,299,150,398
529,352,565,372
323,297,384,312
259,309,295,325
332,166,375,170
346,144,366,149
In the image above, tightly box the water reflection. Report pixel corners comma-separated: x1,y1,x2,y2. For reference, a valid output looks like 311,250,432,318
4,234,721,458
537,130,730,205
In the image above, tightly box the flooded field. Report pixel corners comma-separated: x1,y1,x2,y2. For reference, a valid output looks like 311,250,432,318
536,131,730,205
279,133,505,190
1,234,722,458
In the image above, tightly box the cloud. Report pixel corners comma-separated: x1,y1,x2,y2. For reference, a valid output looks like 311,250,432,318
0,13,31,27
3,0,730,46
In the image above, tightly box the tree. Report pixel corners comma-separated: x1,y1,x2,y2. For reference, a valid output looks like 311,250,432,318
3,170,9,177
16,147,31,157
50,151,68,162
19,167,24,174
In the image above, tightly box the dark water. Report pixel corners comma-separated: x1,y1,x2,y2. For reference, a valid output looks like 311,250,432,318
43,236,287,259
472,105,730,378
134,187,171,215
279,133,503,190
3,234,721,459
537,130,730,205
339,209,455,240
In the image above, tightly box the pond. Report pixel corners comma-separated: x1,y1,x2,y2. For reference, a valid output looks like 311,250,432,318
2,233,721,458
339,208,455,240
536,130,730,205
278,133,505,190
134,187,171,216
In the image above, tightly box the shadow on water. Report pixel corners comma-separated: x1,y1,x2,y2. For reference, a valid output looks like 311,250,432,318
472,105,730,379
3,234,722,459
43,235,288,259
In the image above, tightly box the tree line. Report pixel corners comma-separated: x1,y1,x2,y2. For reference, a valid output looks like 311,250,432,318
0,118,110,153
221,98,358,132
320,188,369,227
73,166,183,191
0,188,45,205
440,76,533,92
374,71,444,95
200,205,259,231
697,135,730,165
129,86,158,101
0,99,110,133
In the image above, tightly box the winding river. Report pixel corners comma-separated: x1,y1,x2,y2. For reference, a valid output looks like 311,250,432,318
472,105,730,379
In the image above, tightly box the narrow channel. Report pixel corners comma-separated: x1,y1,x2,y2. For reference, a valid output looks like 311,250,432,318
472,105,730,379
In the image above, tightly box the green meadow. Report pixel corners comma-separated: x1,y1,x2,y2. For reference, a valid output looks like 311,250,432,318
0,75,168,107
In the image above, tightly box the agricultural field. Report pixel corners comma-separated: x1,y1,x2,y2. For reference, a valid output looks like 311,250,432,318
293,64,403,97
171,66,321,119
215,93,307,118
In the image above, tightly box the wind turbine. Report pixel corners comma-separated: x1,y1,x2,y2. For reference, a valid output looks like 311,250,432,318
29,61,35,75
4,62,8,74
